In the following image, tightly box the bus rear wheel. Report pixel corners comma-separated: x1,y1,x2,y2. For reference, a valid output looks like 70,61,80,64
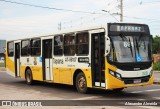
76,72,88,94
25,69,34,85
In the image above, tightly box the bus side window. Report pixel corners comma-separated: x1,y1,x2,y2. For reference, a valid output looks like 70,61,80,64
7,41,14,57
76,32,89,55
21,40,30,56
64,34,75,56
54,35,63,56
31,38,41,56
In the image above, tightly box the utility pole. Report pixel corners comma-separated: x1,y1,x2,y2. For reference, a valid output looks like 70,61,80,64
120,0,123,22
58,22,61,30
102,0,123,22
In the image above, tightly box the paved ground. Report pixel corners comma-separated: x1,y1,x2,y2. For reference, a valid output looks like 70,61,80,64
0,71,160,109
154,72,160,78
154,72,160,84
0,67,5,72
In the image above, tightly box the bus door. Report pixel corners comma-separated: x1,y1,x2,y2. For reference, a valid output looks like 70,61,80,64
91,32,105,87
14,42,20,77
42,39,53,81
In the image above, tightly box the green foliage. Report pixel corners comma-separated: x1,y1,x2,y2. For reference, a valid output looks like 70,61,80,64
0,63,5,67
152,35,160,54
153,62,160,71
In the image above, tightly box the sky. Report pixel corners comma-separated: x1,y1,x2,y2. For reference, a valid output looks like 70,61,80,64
0,0,160,40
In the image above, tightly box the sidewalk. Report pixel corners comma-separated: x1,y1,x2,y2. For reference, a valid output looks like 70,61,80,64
0,67,6,72
154,71,160,84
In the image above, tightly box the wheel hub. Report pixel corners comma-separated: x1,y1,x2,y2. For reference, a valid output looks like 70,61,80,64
78,77,86,89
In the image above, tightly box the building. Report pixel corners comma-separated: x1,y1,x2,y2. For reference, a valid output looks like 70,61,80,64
0,40,6,53
0,40,6,62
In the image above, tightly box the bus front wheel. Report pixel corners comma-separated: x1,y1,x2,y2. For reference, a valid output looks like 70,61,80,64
25,69,34,85
76,72,88,94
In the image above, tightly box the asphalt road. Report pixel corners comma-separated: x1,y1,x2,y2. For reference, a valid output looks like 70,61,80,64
0,72,160,109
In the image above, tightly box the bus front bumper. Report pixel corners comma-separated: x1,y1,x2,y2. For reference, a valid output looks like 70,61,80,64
106,73,154,89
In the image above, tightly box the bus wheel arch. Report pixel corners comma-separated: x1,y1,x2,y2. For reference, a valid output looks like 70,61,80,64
25,67,34,85
73,69,88,93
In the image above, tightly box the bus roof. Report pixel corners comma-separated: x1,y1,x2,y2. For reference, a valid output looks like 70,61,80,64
7,22,149,42
7,24,107,42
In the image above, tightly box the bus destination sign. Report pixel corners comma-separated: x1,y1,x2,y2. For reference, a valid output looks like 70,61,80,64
110,24,146,32
117,25,144,32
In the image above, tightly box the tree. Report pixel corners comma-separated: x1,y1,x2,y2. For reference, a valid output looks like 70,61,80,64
152,35,160,54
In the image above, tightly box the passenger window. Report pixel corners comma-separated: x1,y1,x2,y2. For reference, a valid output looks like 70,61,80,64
64,34,75,56
54,35,63,56
76,32,89,55
21,40,30,56
7,42,14,57
31,38,41,56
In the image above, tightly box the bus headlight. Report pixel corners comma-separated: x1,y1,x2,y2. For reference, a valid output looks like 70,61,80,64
109,70,122,80
109,70,115,76
150,69,153,77
116,73,121,80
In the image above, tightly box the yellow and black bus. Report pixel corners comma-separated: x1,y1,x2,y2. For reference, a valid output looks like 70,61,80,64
6,23,153,93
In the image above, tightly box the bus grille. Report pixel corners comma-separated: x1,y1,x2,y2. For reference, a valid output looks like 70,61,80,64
122,76,150,84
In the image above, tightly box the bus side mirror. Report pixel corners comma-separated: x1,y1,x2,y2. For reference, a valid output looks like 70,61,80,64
105,35,110,56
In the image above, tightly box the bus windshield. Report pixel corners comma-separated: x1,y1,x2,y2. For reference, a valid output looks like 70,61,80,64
109,35,152,63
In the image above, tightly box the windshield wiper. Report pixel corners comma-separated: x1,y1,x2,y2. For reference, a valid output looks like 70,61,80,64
129,38,133,57
135,38,140,55
120,33,127,41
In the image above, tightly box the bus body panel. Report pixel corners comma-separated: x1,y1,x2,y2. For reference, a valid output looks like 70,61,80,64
5,23,153,92
105,61,153,89
53,67,92,87
106,71,154,89
20,56,43,81
117,67,152,78
6,56,15,77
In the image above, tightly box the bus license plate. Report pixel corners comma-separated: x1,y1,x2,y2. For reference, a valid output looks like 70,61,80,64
134,79,141,84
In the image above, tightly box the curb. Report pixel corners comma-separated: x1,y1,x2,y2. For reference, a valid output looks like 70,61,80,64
153,78,160,84
0,70,6,72
153,82,160,84
154,71,160,73
0,68,6,72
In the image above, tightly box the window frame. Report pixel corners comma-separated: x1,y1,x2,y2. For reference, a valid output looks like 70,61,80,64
64,33,76,56
31,38,41,56
7,41,14,57
21,39,30,57
53,35,63,56
76,32,89,56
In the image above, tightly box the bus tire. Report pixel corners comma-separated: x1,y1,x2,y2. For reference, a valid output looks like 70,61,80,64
25,69,34,85
76,72,88,94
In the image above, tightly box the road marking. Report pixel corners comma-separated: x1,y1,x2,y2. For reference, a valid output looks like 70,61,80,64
145,89,160,92
130,91,144,93
153,97,160,100
64,106,124,109
131,89,160,93
137,99,146,100
137,106,159,109
71,96,101,100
